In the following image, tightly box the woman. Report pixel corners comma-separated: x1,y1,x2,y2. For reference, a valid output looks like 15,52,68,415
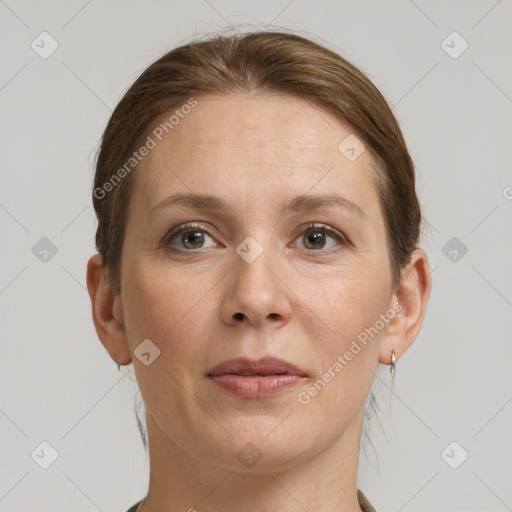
87,30,431,512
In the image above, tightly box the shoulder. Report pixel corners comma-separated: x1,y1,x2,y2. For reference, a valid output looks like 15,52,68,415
125,501,142,512
357,489,378,512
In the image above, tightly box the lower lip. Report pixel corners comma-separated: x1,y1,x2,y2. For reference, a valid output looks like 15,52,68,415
209,374,304,398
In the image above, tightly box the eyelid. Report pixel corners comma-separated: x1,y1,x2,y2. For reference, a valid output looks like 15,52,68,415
291,222,350,248
161,221,219,248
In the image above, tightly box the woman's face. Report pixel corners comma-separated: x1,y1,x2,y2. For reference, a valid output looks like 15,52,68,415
117,93,399,471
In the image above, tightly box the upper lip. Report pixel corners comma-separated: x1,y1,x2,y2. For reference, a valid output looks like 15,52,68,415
208,357,307,377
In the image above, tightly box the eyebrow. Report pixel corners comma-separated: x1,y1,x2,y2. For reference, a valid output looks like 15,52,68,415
147,192,368,221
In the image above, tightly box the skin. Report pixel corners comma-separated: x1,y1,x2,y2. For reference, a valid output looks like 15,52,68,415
87,93,431,512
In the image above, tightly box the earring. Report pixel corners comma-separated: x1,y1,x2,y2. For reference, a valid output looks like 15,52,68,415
390,349,397,378
117,363,121,372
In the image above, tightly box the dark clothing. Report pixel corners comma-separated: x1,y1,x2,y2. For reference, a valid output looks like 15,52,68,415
126,489,377,511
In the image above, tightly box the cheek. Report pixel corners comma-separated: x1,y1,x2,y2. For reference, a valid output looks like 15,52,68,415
301,261,389,344
122,260,211,350
331,284,387,340
293,265,389,407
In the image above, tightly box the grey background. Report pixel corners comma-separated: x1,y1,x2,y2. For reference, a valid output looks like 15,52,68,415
1,1,511,511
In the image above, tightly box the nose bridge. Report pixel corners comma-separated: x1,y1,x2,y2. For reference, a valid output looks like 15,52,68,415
224,233,290,325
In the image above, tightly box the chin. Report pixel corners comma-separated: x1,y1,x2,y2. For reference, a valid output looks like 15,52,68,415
199,419,322,473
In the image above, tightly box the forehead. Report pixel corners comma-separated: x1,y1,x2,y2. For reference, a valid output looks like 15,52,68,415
150,93,357,165
129,93,381,221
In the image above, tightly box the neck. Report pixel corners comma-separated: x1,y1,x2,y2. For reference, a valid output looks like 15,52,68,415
138,410,365,512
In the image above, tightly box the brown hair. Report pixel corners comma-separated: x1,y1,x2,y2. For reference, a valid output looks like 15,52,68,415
93,29,421,296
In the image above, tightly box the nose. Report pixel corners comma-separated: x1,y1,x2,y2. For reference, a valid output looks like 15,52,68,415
221,239,292,328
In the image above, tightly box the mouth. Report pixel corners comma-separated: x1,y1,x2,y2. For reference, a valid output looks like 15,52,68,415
207,356,307,399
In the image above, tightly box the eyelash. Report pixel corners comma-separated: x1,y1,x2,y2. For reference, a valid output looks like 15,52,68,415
161,222,349,255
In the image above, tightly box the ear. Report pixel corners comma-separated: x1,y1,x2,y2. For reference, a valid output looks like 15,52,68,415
378,248,432,366
86,254,132,365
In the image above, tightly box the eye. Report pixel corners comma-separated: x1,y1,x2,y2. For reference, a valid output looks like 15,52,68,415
162,222,348,254
162,222,218,251
293,223,347,252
